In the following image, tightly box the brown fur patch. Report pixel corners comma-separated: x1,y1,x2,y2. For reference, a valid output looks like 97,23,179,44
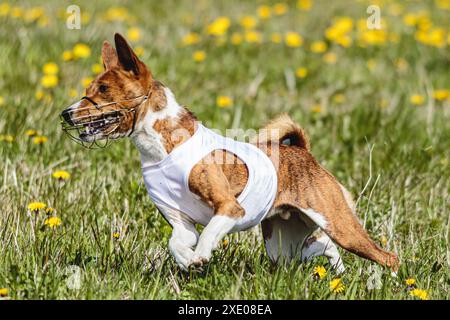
152,107,197,153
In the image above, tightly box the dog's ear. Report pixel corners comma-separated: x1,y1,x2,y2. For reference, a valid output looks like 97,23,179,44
101,41,119,70
114,33,147,76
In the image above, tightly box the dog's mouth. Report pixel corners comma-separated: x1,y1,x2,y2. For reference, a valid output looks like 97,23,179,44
78,112,122,142
60,95,146,149
60,107,132,147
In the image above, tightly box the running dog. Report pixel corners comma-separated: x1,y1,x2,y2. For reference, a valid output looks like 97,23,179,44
60,33,399,272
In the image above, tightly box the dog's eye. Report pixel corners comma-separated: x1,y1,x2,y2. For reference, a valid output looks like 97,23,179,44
99,84,108,93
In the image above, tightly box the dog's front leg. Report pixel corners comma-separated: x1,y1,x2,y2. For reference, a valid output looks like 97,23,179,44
188,161,245,267
191,213,238,267
158,205,199,270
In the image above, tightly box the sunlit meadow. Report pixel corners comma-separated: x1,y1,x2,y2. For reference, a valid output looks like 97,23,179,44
0,0,449,300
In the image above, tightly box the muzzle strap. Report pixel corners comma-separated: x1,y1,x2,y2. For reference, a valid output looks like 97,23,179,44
81,96,99,108
128,95,148,137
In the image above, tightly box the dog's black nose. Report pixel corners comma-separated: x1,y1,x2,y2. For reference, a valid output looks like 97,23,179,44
61,109,74,126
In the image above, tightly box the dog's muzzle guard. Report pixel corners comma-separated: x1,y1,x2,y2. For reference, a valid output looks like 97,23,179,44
60,95,147,149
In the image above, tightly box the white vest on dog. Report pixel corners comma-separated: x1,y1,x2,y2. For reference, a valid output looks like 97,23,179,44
141,124,277,232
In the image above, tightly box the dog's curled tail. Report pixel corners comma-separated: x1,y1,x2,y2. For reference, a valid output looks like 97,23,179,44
258,113,310,150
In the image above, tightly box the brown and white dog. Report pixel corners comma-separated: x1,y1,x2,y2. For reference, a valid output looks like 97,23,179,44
61,33,399,273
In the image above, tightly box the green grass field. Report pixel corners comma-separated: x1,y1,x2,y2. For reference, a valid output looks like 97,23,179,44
0,0,449,300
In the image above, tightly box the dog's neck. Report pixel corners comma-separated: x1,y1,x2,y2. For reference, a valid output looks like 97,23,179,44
130,87,196,167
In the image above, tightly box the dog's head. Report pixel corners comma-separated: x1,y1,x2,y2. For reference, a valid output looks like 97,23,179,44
60,33,166,146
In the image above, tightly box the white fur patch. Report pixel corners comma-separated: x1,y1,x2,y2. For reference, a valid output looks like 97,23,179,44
131,87,183,167
300,208,328,229
302,233,345,273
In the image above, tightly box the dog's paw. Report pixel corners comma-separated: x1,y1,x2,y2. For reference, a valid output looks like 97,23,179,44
188,254,209,269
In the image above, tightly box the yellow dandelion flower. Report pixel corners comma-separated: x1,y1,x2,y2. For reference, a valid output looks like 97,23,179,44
405,278,416,287
330,278,345,293
403,13,418,27
0,96,4,106
45,207,55,214
410,94,425,105
25,129,37,137
73,43,91,59
313,265,327,279
367,59,377,71
32,135,48,145
436,0,450,10
380,235,387,247
10,6,24,18
333,94,346,104
273,3,288,15
323,52,337,64
295,67,308,78
0,288,8,297
81,77,93,88
91,63,103,75
240,16,257,29
69,88,78,98
134,46,144,57
62,50,73,61
270,33,282,43
231,32,243,45
1,135,14,143
359,29,388,46
297,0,313,11
415,27,446,48
0,3,11,16
217,95,233,108
285,31,303,47
432,89,449,101
37,15,49,27
28,8,44,22
104,7,129,22
206,16,231,36
52,170,70,180
182,32,201,46
127,27,141,41
35,90,44,100
245,30,262,43
42,62,58,75
222,238,229,248
325,17,353,45
193,50,206,62
410,289,429,300
44,216,62,229
40,74,58,88
310,40,327,53
257,5,272,19
311,104,322,113
113,232,120,239
28,202,46,212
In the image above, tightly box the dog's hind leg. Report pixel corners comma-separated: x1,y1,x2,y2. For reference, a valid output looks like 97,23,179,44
295,191,398,270
277,148,399,270
302,231,345,273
